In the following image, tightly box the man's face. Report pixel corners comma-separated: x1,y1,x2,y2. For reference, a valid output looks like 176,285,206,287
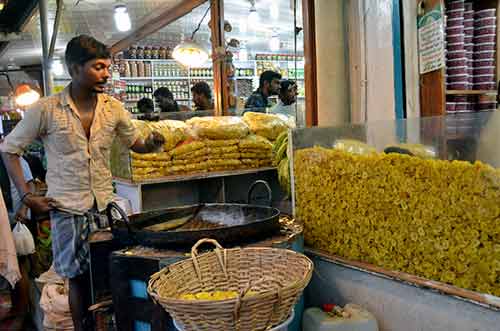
192,91,205,108
270,78,281,95
285,85,298,104
155,95,174,111
72,58,111,93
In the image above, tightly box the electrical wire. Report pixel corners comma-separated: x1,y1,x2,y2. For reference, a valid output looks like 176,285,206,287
190,5,211,40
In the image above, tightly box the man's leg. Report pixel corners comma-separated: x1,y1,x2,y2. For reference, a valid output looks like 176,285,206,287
69,270,91,331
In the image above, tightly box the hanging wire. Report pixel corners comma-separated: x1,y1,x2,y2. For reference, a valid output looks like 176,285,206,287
191,4,212,40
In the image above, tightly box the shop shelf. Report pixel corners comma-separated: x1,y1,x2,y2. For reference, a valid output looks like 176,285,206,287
446,90,498,95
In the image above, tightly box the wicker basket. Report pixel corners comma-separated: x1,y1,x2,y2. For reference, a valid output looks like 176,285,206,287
147,239,313,331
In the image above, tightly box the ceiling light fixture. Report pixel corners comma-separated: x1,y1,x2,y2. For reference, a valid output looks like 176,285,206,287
248,0,260,26
172,5,211,67
114,3,131,32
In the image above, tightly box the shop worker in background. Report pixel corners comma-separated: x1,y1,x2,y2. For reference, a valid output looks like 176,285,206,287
244,70,282,113
137,97,159,121
153,86,191,112
0,35,165,331
271,80,298,118
191,81,214,111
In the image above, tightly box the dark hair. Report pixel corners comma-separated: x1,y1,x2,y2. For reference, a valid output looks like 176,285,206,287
279,80,297,95
65,35,111,72
153,87,174,99
259,70,282,88
191,82,212,99
137,97,154,113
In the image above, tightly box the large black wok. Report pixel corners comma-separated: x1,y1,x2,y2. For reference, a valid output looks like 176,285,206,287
109,203,281,248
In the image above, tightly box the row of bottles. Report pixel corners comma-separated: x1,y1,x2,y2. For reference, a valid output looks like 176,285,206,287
125,83,153,101
190,68,213,77
153,63,188,77
153,81,189,100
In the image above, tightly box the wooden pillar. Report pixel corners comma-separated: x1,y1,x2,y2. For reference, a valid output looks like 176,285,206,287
210,0,227,116
302,0,318,127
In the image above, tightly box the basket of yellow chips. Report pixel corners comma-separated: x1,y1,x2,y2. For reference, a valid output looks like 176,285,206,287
147,239,313,331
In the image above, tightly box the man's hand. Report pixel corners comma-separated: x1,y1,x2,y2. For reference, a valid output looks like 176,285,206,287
145,131,165,152
14,205,29,223
23,195,56,214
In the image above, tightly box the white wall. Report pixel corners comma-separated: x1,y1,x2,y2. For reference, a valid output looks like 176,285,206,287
314,0,350,127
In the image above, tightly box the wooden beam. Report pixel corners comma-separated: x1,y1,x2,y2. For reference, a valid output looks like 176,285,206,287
302,0,318,127
210,0,226,116
110,0,207,54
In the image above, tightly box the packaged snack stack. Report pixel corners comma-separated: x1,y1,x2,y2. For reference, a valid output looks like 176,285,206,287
238,134,274,169
473,8,497,91
446,0,468,91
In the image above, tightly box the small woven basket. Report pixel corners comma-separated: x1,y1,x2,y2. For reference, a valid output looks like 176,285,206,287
147,239,313,331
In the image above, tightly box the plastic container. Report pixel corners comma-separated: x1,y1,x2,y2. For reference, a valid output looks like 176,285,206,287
446,34,465,44
465,2,472,11
474,25,497,35
447,40,465,50
464,19,474,28
473,66,496,75
455,102,471,111
464,43,474,52
475,17,496,26
447,57,468,67
446,102,456,112
464,35,473,43
447,82,469,90
447,17,465,27
447,50,467,59
447,8,465,19
474,50,496,60
447,26,464,35
447,65,467,75
474,74,495,83
302,306,379,331
473,34,496,43
448,73,469,83
464,11,474,20
475,9,496,19
448,1,465,10
473,82,497,90
464,27,474,37
448,96,469,102
474,58,495,67
476,102,498,111
474,42,496,51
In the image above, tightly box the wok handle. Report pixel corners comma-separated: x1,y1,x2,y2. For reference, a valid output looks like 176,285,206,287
247,180,272,206
107,202,132,234
191,239,227,280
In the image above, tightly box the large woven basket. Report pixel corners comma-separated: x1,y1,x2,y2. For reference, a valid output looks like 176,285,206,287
147,239,313,331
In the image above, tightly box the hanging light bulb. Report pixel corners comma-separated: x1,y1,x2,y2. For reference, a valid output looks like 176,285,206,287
51,58,64,76
269,34,280,52
114,4,131,32
172,40,209,67
0,0,7,12
270,2,279,20
248,2,260,26
15,84,40,107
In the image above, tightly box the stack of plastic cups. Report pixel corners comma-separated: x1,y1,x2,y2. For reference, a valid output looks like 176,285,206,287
464,3,474,94
473,8,497,91
446,0,468,92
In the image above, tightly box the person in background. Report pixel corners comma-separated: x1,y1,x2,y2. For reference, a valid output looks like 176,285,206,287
0,35,165,331
153,87,190,112
137,97,159,121
244,70,282,112
191,82,214,111
271,80,298,118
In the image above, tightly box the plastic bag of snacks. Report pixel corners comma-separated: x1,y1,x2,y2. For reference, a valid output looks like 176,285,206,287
242,112,288,140
333,139,377,155
149,120,189,151
186,117,249,140
238,134,273,150
13,222,35,256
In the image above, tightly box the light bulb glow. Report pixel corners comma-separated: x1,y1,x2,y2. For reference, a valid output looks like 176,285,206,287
172,40,209,67
114,5,131,32
248,6,260,26
269,35,280,52
51,59,64,76
15,85,40,107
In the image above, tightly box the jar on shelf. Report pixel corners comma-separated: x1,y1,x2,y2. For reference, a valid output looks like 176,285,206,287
137,61,145,77
159,47,167,59
136,46,144,59
129,61,137,77
144,46,152,59
144,62,151,77
152,46,159,59
128,46,137,59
